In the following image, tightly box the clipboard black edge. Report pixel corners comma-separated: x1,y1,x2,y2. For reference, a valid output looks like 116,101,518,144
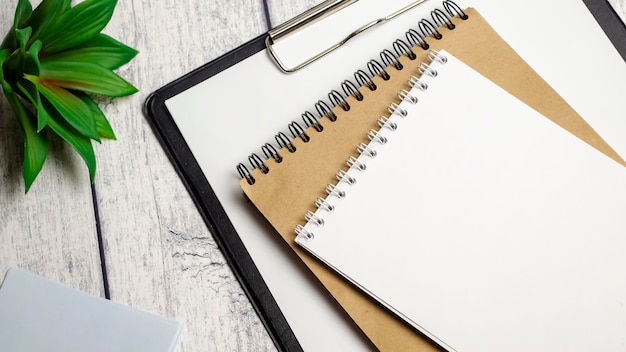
583,0,626,62
144,34,303,352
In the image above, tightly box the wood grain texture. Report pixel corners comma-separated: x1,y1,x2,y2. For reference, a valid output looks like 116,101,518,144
93,0,275,351
266,0,325,28
0,0,104,297
609,0,626,23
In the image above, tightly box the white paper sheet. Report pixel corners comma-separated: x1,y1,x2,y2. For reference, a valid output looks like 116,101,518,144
296,50,626,352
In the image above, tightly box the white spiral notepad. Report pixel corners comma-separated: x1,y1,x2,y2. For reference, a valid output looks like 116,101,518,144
295,50,626,351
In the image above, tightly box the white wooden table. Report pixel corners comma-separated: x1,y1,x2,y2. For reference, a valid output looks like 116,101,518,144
2,1,625,351
0,1,323,351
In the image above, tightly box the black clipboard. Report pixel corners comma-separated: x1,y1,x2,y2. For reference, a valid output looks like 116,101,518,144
584,0,626,62
143,1,625,351
145,34,303,352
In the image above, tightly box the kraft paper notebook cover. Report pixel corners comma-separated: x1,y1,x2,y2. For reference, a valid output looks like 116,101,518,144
147,0,626,350
295,50,626,352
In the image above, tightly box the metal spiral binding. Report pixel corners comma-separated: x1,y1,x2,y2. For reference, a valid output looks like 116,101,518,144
238,0,466,186
295,49,447,240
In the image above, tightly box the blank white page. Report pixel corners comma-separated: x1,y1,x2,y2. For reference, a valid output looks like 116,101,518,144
296,50,626,352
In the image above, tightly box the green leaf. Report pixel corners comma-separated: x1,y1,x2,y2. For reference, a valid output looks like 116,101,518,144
0,0,32,51
38,60,138,97
45,102,97,181
40,0,118,55
0,49,48,192
16,79,49,132
0,49,15,94
0,30,17,52
95,112,116,140
2,27,34,77
24,39,42,75
27,0,71,45
3,90,49,193
0,49,9,74
15,27,32,55
75,92,116,140
37,99,51,132
14,99,49,193
13,0,33,29
1,48,48,192
3,51,21,74
25,74,100,141
43,34,138,70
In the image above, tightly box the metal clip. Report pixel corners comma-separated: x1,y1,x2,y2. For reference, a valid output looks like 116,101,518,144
266,0,429,73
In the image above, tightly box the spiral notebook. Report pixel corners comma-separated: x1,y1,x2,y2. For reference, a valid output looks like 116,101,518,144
151,0,626,350
295,50,626,351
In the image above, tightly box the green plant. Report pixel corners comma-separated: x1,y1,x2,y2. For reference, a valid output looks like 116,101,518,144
1,0,138,192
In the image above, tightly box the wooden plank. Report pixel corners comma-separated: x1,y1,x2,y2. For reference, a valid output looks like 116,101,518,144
609,0,626,23
266,0,325,28
93,0,276,351
0,0,104,296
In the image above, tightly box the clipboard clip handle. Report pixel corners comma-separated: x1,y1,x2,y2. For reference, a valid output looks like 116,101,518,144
266,0,429,73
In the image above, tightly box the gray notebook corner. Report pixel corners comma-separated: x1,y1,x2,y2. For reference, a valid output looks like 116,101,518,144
0,267,183,352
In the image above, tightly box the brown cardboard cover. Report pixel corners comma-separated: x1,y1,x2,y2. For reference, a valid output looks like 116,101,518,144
240,8,622,351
